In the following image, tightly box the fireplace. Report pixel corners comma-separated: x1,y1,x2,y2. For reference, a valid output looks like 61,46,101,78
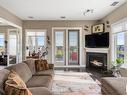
86,52,107,70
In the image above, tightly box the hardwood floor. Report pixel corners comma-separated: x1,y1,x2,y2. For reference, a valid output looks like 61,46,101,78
54,67,113,82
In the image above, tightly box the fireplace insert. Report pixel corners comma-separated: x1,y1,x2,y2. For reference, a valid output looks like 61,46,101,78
86,52,107,70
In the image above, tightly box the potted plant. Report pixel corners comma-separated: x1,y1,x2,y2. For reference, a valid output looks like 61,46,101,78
102,58,123,77
111,58,124,76
112,58,124,70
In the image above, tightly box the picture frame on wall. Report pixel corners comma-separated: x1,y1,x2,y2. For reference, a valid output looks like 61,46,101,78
92,23,104,33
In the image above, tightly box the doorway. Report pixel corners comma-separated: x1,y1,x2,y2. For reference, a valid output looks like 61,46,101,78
52,28,82,67
0,18,22,68
8,29,22,65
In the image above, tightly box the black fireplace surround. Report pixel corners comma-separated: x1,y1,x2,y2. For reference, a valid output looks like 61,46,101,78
86,52,107,70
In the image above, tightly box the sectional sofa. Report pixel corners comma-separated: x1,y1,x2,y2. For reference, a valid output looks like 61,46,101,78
0,59,54,95
101,68,127,95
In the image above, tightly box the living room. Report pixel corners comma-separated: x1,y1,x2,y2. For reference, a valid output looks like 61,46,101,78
0,0,127,95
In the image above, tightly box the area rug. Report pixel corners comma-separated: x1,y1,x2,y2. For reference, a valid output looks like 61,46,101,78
52,71,103,95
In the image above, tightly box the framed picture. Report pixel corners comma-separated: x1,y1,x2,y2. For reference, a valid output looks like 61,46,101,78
92,24,104,33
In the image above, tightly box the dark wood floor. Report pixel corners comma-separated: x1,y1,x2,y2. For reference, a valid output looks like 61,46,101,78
54,67,113,82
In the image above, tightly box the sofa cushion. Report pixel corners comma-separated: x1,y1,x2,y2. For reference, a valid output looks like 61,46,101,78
26,76,52,88
120,67,127,77
0,69,10,95
24,59,36,75
34,69,54,76
29,87,52,95
101,77,127,95
6,63,32,83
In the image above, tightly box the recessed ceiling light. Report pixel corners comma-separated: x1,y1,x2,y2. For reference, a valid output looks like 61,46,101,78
28,16,34,19
110,1,119,6
60,16,66,19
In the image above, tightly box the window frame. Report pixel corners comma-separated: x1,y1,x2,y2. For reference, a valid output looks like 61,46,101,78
112,20,127,64
25,29,47,57
0,33,5,55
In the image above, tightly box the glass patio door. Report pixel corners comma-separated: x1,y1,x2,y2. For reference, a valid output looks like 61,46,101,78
68,30,79,65
54,30,65,66
53,29,80,66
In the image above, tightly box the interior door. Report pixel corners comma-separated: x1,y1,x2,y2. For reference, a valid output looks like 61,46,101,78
68,30,79,65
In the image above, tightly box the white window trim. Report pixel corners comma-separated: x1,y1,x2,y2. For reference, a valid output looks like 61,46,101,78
111,17,127,65
25,29,47,58
7,29,22,64
0,33,5,54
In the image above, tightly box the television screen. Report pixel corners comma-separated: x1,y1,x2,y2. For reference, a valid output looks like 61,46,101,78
85,32,109,48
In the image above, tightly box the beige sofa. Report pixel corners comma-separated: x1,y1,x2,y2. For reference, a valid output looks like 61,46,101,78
101,77,127,95
101,67,127,95
0,59,54,95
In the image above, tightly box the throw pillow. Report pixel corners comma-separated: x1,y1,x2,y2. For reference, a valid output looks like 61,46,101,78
41,60,49,70
5,80,32,95
4,70,32,95
7,70,26,88
35,59,49,71
35,59,45,72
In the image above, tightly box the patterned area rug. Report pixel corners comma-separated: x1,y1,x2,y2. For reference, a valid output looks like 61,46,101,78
52,71,103,95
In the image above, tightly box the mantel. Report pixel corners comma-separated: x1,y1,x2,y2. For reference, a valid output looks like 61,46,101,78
85,48,109,53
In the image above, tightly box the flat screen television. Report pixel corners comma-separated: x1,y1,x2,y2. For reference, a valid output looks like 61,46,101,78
85,32,109,48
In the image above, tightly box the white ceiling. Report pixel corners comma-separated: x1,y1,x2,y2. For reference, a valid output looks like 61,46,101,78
0,0,126,20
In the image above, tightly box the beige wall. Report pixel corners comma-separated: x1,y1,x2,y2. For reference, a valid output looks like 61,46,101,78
0,6,22,27
23,20,96,64
101,2,127,32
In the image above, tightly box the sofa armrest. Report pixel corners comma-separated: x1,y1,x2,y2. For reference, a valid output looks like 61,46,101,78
120,67,127,77
48,64,54,69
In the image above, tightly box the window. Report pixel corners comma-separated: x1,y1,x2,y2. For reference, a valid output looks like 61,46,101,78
9,31,18,64
112,21,127,63
115,32,125,60
26,30,46,57
9,34,17,55
0,33,5,55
